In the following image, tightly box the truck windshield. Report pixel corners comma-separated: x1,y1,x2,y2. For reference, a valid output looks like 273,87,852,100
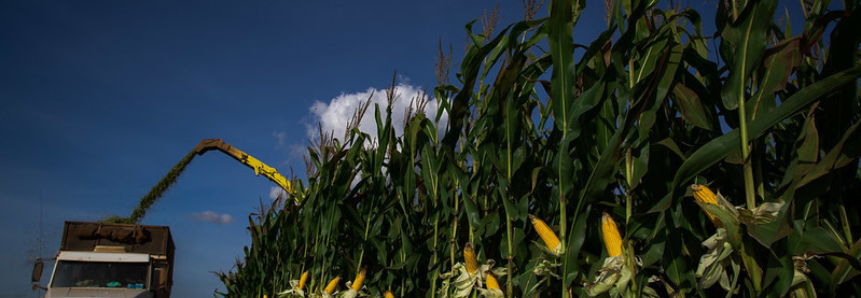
51,261,148,289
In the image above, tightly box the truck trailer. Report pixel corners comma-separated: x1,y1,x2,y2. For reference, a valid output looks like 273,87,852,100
33,221,175,298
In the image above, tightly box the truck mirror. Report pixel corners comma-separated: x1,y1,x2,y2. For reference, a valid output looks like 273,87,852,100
31,258,43,283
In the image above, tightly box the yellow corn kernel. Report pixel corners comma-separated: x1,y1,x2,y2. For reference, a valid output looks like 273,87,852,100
602,212,623,257
691,184,723,227
485,271,501,290
351,266,367,291
691,184,718,205
529,214,561,252
324,276,341,294
297,271,308,290
464,243,479,274
384,290,395,298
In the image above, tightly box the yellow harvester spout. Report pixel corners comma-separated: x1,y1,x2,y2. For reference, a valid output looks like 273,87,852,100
105,138,299,224
193,139,295,197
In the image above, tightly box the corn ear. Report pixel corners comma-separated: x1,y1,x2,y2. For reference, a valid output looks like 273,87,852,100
691,184,723,227
464,242,479,274
485,270,501,290
351,266,367,291
324,276,341,294
297,271,308,290
602,212,623,257
529,214,561,252
384,290,395,298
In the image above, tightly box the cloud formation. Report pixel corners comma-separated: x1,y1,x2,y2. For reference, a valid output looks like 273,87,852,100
306,83,448,144
189,210,235,225
269,186,288,200
272,131,288,149
271,82,449,174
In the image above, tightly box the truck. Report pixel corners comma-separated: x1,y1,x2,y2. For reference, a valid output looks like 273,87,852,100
32,221,175,298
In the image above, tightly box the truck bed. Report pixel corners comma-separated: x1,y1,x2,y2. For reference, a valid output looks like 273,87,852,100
61,221,174,256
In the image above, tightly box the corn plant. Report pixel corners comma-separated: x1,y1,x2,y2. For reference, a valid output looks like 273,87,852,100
216,0,861,297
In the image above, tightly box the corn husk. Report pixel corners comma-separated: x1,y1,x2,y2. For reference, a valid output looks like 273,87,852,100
439,243,507,298
476,271,505,298
277,271,309,298
341,267,369,298
695,228,735,291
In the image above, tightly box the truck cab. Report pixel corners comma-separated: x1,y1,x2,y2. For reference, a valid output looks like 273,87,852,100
34,222,174,298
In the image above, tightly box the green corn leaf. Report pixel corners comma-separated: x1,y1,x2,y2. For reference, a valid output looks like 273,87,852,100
720,0,779,110
651,65,861,213
831,238,861,290
674,84,714,130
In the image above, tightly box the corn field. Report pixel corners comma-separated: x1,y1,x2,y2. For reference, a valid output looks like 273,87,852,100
216,0,861,297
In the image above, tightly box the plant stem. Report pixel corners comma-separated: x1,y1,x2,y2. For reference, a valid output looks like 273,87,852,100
755,143,765,200
505,213,514,296
559,188,567,298
452,182,459,269
431,214,439,298
734,0,755,209
738,78,757,210
626,54,636,226
356,199,376,273
505,100,515,297
626,242,639,295
626,146,633,226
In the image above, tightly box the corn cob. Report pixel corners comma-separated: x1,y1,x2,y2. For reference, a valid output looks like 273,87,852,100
324,276,341,294
384,290,395,298
351,266,367,291
602,212,623,257
485,271,501,290
529,214,561,252
691,184,723,227
464,242,479,274
297,271,308,290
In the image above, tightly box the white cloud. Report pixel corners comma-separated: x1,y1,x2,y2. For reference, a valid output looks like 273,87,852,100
271,82,449,180
306,83,448,145
272,131,287,149
189,211,235,225
269,186,288,200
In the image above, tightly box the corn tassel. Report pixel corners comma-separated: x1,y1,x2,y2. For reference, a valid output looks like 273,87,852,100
384,290,395,298
529,214,561,252
485,271,501,290
602,212,623,257
324,276,341,294
297,271,308,290
351,266,367,291
691,184,723,227
464,242,479,274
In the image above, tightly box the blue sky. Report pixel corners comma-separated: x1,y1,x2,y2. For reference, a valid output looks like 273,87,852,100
1,0,835,297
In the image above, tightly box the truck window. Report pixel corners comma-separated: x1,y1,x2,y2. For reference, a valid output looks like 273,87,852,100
51,261,149,289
